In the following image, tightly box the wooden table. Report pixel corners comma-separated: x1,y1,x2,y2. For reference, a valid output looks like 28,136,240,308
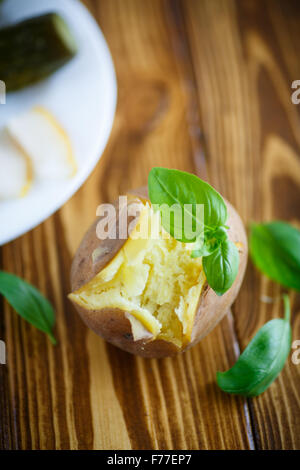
1,0,300,450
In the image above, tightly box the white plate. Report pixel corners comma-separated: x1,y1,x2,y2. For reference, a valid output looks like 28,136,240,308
0,0,117,245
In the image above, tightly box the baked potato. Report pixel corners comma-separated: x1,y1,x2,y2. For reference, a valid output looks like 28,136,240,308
69,188,247,358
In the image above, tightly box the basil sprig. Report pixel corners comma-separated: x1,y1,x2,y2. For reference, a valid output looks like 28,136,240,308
250,221,300,291
148,167,239,295
203,238,239,296
217,295,292,396
191,226,228,258
0,271,56,344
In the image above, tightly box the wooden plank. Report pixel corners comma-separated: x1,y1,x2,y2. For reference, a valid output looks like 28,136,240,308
183,0,300,449
0,0,256,449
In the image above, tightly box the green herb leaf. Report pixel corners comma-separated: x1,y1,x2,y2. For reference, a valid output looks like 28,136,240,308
0,271,56,344
191,227,227,258
250,221,300,291
203,238,239,296
191,236,220,258
148,167,227,242
217,294,292,396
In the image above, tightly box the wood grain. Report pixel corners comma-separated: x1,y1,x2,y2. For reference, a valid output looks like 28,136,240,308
0,0,299,450
184,0,300,449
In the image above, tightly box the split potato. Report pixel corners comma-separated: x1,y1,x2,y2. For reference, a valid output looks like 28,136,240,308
69,188,247,358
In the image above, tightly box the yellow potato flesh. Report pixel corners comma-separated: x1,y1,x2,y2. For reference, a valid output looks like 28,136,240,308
71,203,206,348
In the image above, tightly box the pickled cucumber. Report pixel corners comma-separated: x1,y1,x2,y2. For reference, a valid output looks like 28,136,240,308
0,12,77,91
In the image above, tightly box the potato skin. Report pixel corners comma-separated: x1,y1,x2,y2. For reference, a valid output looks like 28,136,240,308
69,188,247,358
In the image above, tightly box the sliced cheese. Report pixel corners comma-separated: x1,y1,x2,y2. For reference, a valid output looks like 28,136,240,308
0,129,32,199
7,106,77,180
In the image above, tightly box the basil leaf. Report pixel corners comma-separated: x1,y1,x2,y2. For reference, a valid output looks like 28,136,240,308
191,227,227,258
217,295,292,396
250,221,300,291
203,238,239,296
148,167,227,242
191,237,220,258
0,271,56,344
